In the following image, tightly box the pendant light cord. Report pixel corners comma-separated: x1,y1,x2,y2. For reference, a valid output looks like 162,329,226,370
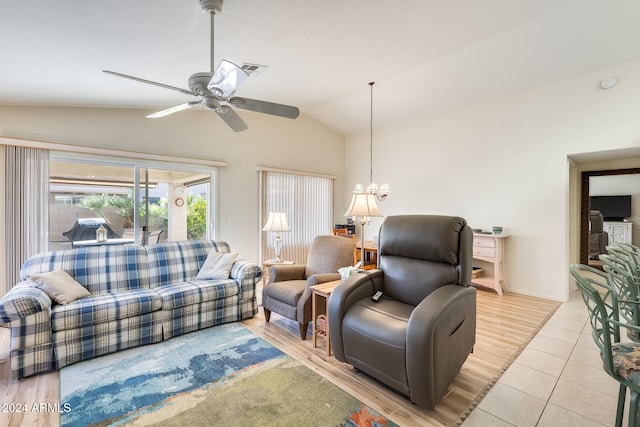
369,81,374,185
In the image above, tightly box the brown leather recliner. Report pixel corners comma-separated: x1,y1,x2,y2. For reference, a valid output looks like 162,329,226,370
589,210,609,259
263,235,355,340
328,215,476,409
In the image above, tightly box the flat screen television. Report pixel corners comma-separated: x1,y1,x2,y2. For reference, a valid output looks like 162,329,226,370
590,195,632,221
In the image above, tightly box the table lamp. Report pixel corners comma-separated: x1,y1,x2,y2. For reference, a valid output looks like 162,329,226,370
262,212,291,262
343,189,383,267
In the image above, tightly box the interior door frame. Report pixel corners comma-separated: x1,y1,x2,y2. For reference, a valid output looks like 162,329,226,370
580,167,640,264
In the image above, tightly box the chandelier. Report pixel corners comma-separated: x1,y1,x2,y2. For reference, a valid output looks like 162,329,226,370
353,82,389,201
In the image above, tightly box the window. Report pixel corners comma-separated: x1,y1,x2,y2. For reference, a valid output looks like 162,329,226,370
50,154,217,249
259,168,334,264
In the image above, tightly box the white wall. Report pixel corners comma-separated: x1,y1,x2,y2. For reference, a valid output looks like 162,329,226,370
345,59,640,301
0,106,345,286
3,60,640,301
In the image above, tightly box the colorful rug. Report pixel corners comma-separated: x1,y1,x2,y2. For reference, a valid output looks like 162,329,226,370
60,323,399,426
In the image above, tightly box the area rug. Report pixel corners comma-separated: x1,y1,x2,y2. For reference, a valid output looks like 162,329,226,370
60,323,399,427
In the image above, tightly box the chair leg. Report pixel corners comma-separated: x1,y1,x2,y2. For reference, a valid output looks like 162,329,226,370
616,384,626,427
264,308,271,322
299,322,308,340
629,389,640,427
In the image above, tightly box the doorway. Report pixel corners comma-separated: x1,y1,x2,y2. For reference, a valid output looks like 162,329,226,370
579,167,640,265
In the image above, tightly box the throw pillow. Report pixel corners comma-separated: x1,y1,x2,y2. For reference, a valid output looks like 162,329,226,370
27,270,90,305
196,251,238,280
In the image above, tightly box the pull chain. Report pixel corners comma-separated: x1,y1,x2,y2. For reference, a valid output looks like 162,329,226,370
369,82,374,185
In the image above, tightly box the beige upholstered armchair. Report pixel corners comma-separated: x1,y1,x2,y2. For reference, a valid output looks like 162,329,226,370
262,235,355,339
328,215,476,409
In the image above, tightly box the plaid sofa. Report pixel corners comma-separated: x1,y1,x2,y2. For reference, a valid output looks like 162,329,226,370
0,240,261,379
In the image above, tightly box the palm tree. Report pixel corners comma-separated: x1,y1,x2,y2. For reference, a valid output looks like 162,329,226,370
80,193,110,220
109,190,135,228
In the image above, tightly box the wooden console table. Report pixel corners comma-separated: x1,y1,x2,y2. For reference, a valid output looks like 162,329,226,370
472,233,508,295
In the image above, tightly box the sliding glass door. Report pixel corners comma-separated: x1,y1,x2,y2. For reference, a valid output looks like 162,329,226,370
49,154,216,250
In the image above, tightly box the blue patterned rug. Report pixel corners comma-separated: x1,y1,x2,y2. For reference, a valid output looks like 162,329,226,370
59,323,399,426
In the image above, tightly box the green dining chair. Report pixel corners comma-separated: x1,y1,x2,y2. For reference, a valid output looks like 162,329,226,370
570,264,640,427
600,254,640,343
614,242,640,278
617,242,640,260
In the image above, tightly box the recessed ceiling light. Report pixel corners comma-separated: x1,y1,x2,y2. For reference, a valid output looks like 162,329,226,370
600,77,617,89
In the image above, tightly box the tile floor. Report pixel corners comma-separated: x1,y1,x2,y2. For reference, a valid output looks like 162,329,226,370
461,287,623,427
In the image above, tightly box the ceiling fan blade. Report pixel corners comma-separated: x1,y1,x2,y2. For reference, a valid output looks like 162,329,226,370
215,106,248,132
229,97,300,119
207,60,249,98
103,70,194,96
146,101,201,119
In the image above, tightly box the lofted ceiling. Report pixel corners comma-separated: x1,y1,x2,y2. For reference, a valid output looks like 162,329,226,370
1,0,640,135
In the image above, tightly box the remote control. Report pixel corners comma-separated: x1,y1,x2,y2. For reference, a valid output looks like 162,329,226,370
371,291,383,302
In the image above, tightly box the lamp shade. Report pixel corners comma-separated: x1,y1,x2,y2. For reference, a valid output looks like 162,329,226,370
262,212,291,232
343,192,383,218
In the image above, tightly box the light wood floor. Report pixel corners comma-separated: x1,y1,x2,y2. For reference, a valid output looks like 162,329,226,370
0,289,559,427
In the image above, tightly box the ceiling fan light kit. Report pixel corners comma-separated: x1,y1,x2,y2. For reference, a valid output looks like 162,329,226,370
207,60,249,98
103,0,299,132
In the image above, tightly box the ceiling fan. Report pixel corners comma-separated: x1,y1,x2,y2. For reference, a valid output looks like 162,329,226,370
103,0,299,132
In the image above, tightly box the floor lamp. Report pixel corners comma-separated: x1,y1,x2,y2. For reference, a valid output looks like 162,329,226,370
343,190,383,267
262,212,291,263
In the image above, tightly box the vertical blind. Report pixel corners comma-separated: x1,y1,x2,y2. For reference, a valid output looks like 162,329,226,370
4,146,50,291
260,169,334,265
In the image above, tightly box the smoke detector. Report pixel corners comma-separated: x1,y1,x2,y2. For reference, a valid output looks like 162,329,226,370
600,77,617,89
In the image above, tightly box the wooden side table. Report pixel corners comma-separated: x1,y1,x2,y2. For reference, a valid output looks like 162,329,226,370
262,259,294,284
472,233,509,295
354,240,378,270
311,280,342,356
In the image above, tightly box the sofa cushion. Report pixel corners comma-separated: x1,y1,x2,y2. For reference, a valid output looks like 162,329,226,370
264,280,307,306
27,270,91,305
51,289,161,332
146,240,231,288
21,245,150,294
196,251,238,280
341,298,413,390
154,279,239,310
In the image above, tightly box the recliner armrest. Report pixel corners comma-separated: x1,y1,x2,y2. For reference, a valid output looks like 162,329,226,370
294,273,345,322
328,270,383,361
270,264,306,283
406,284,476,408
306,272,341,286
407,285,475,333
